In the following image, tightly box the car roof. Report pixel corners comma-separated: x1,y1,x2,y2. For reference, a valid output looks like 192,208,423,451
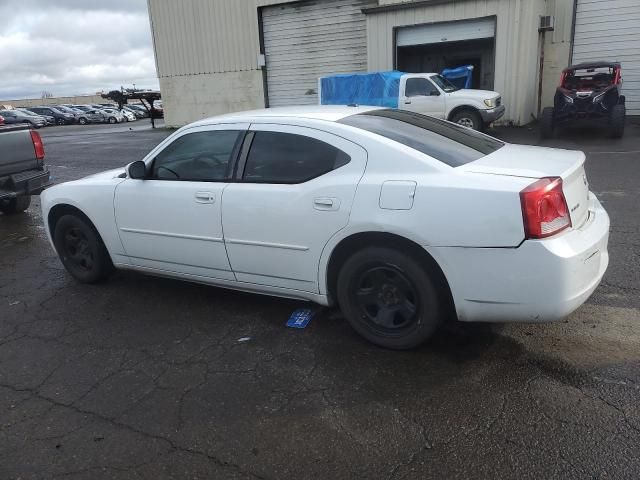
191,105,384,126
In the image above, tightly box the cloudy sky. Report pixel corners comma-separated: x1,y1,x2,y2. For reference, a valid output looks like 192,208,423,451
0,0,158,100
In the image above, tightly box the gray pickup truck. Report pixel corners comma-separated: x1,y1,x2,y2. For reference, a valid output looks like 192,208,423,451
0,125,51,214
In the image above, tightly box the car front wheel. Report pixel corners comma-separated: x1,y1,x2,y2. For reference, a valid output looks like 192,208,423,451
53,214,114,283
337,247,444,350
78,117,88,125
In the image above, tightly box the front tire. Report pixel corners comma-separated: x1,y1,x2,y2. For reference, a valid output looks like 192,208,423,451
56,118,66,126
337,247,444,350
108,117,117,124
609,104,625,138
78,117,88,125
0,195,31,214
540,107,555,139
451,109,482,131
53,214,114,283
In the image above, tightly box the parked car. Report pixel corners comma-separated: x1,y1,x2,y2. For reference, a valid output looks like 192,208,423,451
19,108,55,126
0,109,46,128
0,124,51,214
29,106,76,125
54,105,83,119
100,108,126,124
320,71,504,131
118,109,137,122
126,104,149,118
40,106,609,350
75,109,107,125
541,61,625,139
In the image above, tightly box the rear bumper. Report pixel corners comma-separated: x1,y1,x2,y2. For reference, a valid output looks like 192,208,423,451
427,194,609,323
479,105,505,124
0,168,52,199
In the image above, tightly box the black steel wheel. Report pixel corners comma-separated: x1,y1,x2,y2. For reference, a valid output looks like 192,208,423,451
337,247,444,350
53,214,113,283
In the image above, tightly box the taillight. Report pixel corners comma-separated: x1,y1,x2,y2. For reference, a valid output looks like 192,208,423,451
520,177,571,239
30,130,45,162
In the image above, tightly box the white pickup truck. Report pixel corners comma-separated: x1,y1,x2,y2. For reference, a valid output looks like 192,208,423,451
319,71,505,131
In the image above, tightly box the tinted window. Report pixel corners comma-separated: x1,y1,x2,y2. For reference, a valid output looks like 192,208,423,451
405,78,438,97
339,109,504,167
151,130,243,182
243,132,350,184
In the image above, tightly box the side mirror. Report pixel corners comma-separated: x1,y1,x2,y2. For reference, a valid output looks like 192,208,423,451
128,160,147,179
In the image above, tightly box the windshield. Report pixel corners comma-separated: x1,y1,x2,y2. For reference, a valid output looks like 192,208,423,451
338,109,504,167
431,74,460,93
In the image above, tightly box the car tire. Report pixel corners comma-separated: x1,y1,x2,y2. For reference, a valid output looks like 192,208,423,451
53,214,114,284
540,107,555,139
0,195,31,215
337,246,444,350
79,117,88,125
108,117,117,124
609,104,625,139
451,109,482,131
56,118,66,126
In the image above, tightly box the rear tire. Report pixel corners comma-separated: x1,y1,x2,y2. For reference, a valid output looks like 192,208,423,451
78,117,88,125
540,107,555,139
108,117,117,124
337,247,444,350
56,118,66,126
53,214,114,283
451,109,482,131
609,104,625,138
0,195,31,214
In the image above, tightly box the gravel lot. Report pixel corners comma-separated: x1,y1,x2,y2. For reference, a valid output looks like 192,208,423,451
1,118,639,479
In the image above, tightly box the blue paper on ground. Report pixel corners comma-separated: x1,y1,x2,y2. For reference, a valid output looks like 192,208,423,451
320,71,404,108
286,308,316,329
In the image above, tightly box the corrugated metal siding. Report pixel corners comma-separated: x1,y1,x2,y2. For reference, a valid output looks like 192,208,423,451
365,0,546,125
572,0,640,114
262,0,375,106
147,0,294,78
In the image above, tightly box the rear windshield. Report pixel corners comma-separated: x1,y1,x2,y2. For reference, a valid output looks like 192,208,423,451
338,109,504,167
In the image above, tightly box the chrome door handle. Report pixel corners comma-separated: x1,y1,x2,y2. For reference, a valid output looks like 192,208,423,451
404,100,412,104
195,191,215,203
313,197,340,211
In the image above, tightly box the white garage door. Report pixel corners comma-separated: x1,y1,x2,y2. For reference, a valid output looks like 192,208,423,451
262,0,374,107
573,0,640,114
397,17,496,47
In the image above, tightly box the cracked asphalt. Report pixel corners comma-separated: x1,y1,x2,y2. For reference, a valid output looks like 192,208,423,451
1,119,639,479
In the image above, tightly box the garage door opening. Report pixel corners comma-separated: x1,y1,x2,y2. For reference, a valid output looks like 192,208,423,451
397,38,495,90
395,17,496,90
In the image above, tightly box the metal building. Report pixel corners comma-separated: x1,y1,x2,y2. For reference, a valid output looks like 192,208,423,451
147,0,639,127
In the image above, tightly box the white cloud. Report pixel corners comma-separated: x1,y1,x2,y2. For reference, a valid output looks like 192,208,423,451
0,0,158,100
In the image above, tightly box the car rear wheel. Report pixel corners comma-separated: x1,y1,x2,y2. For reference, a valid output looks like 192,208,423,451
451,109,482,131
78,117,88,125
540,107,555,139
337,247,444,350
56,118,66,126
108,117,117,124
0,195,31,215
53,214,114,283
609,104,625,139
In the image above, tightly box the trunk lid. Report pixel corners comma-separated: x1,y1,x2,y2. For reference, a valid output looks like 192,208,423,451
459,144,590,229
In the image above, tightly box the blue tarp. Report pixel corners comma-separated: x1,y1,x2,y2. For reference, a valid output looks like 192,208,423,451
441,65,474,89
319,71,404,108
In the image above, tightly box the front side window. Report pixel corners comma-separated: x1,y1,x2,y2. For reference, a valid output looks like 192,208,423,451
405,78,439,97
339,109,504,167
242,131,350,184
151,130,243,182
431,75,460,93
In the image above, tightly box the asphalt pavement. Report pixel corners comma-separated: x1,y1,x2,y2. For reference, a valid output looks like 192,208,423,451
0,119,639,479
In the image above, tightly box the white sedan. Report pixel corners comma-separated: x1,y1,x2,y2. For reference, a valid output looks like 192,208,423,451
40,106,609,349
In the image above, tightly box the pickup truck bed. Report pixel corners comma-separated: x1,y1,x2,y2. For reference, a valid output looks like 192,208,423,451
0,125,51,214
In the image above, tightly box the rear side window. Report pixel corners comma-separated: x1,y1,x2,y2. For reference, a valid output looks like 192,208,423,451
151,130,243,182
243,131,350,184
339,109,504,167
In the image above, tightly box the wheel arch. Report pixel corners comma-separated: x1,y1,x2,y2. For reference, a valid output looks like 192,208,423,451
447,105,481,122
48,204,98,239
324,231,456,318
